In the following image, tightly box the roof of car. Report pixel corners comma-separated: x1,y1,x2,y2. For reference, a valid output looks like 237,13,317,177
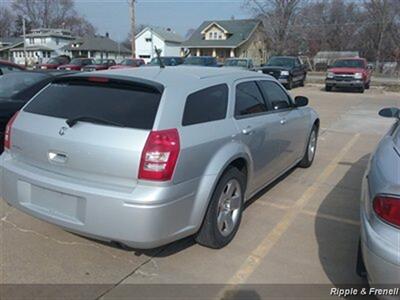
97,65,259,82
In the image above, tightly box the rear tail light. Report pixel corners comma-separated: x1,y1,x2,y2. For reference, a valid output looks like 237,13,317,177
373,195,400,227
4,111,19,150
139,129,180,181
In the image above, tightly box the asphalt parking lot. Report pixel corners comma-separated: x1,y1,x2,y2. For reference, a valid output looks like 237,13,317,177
1,84,400,299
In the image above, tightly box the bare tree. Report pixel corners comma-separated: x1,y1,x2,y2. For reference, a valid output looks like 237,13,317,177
299,0,362,56
0,6,16,37
362,0,400,69
11,0,96,36
246,0,304,55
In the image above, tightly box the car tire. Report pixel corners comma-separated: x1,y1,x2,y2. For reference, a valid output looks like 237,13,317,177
300,76,305,87
195,167,246,249
358,85,365,93
365,81,370,89
299,125,318,168
286,77,293,90
325,85,332,92
356,240,367,278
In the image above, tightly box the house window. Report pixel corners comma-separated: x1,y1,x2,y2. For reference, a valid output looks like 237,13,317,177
214,32,217,39
209,32,212,39
41,38,46,44
29,38,34,44
56,38,59,45
145,38,152,42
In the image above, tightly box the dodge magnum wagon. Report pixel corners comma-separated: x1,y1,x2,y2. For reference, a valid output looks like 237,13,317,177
0,66,319,249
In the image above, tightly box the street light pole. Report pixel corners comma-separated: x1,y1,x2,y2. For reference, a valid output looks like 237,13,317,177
130,0,136,58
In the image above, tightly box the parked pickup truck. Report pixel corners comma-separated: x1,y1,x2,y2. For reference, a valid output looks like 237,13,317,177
257,56,307,90
325,58,372,93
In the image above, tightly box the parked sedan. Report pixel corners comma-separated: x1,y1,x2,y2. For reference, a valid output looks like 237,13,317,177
0,60,25,76
0,70,74,152
82,59,116,72
109,58,145,69
35,56,70,70
183,56,218,67
0,67,319,249
57,58,95,71
359,107,400,295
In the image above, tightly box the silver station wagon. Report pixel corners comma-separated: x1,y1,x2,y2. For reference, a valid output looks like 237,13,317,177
0,66,319,249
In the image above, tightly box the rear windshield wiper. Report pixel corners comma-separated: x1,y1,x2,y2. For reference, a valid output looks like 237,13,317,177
66,116,125,128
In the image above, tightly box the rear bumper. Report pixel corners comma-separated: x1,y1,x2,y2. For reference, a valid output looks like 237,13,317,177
0,154,202,249
360,176,400,289
325,79,364,88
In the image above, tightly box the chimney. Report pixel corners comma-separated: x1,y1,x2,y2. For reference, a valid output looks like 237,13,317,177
106,32,109,38
166,28,171,32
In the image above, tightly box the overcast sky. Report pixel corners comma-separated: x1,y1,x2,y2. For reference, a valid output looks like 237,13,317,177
75,0,249,41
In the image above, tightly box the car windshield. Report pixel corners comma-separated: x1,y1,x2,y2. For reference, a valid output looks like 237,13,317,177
224,59,248,67
94,60,108,65
149,57,178,66
266,57,295,67
183,57,207,65
120,59,134,66
47,58,61,64
333,59,364,68
69,59,83,65
0,72,47,98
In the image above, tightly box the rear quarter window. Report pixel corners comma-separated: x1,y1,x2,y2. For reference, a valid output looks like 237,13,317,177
24,80,161,130
182,84,228,126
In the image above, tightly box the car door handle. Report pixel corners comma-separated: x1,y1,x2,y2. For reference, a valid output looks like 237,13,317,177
280,118,287,125
242,126,254,135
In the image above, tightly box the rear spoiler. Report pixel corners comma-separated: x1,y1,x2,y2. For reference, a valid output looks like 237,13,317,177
52,74,165,94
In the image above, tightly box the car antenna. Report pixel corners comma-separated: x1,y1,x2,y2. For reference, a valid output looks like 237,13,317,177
154,46,165,68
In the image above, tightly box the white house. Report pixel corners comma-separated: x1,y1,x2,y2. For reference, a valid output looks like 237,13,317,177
11,28,75,65
135,27,183,63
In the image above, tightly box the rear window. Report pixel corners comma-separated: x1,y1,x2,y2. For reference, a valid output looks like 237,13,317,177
182,84,228,126
24,81,161,130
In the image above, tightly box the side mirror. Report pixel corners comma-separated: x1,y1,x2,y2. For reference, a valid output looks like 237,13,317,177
379,107,400,119
294,96,308,107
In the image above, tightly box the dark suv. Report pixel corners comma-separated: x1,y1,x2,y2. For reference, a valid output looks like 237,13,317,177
258,56,307,90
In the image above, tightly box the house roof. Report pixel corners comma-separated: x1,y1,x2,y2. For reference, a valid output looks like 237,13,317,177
182,19,262,48
0,37,24,52
137,27,184,43
0,37,23,45
25,28,74,39
11,45,53,51
63,36,131,54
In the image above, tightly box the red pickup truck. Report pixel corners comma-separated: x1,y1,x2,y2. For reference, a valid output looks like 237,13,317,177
325,58,372,93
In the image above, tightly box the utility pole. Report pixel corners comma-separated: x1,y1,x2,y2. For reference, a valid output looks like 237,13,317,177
22,18,27,67
130,0,136,58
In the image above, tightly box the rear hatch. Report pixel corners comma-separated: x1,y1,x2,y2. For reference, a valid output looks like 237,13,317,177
11,76,163,189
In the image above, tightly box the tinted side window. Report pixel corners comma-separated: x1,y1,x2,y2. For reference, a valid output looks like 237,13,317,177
258,81,291,111
235,81,267,117
182,84,228,126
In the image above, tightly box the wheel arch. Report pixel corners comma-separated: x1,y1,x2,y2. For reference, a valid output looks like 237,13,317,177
190,142,252,232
